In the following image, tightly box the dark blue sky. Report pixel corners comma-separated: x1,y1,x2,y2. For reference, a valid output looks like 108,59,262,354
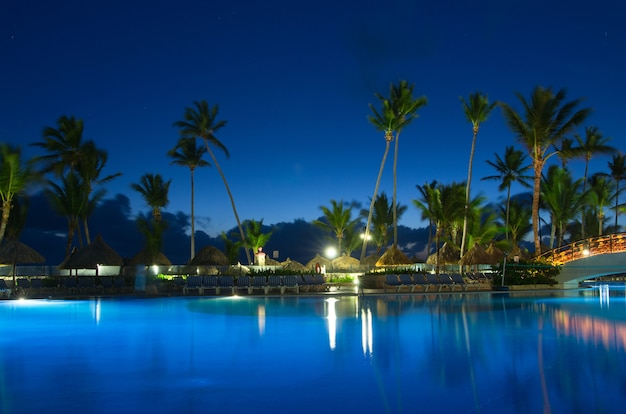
2,0,625,236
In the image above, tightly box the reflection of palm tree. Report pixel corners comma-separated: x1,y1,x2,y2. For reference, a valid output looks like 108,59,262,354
459,92,496,259
482,146,532,241
131,173,171,223
174,100,251,265
0,144,39,244
572,126,615,238
168,137,209,261
500,86,591,253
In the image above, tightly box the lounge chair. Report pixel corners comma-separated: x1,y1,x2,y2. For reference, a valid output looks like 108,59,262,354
398,273,418,292
449,273,469,291
282,275,299,294
267,275,282,294
30,278,44,294
78,277,97,293
251,276,269,294
62,277,78,294
113,277,127,292
425,274,444,292
384,274,402,293
0,279,12,298
412,273,430,291
218,275,235,295
183,275,203,295
201,275,219,295
437,274,455,291
16,278,31,295
235,275,252,294
100,276,114,292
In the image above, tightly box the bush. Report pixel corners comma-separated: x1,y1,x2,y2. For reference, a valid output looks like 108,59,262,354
493,258,560,287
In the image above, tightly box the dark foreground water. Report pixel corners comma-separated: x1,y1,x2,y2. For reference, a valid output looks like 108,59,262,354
1,289,625,413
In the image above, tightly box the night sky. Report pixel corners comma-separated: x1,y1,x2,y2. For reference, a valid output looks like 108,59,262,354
2,0,626,237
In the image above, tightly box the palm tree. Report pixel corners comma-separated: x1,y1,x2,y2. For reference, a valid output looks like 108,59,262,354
482,146,532,240
314,199,359,255
603,153,626,230
244,219,273,260
130,173,171,223
415,181,438,255
505,196,533,252
46,172,87,257
360,81,426,260
500,86,591,254
459,92,497,258
32,115,85,175
572,126,616,238
540,166,587,247
0,144,39,244
220,231,242,265
174,100,252,265
586,173,615,236
168,137,210,261
360,192,407,254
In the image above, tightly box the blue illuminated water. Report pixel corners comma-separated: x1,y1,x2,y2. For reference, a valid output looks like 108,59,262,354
1,290,626,413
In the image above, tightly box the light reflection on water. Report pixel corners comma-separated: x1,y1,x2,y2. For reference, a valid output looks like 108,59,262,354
1,290,626,413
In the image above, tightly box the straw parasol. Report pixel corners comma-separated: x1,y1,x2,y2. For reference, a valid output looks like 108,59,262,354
189,245,229,266
459,243,495,266
128,250,172,266
331,253,360,271
375,245,412,266
361,254,380,267
485,242,505,263
426,242,460,265
281,257,306,272
0,239,46,285
60,234,123,270
305,253,332,271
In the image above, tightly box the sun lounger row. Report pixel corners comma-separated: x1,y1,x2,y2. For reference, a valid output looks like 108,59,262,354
383,273,477,293
15,277,131,296
182,274,331,295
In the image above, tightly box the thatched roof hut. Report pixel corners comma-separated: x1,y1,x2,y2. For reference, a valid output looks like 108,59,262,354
485,242,505,263
0,239,45,266
281,257,306,272
128,250,172,266
376,246,412,266
459,243,495,265
361,254,380,267
189,245,229,266
305,254,332,270
331,253,360,270
60,234,123,269
426,242,460,265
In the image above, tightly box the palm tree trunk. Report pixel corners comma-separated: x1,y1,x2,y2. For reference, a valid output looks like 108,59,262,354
360,141,391,261
190,168,196,261
581,160,590,238
615,180,620,230
204,143,252,265
532,161,543,254
0,199,10,245
392,131,401,248
83,218,91,246
505,183,511,241
460,129,478,259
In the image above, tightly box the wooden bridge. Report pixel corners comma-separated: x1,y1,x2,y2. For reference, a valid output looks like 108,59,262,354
537,233,626,288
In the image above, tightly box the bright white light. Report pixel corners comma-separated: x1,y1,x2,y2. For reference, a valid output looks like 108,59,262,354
325,247,337,259
360,232,372,240
583,249,590,257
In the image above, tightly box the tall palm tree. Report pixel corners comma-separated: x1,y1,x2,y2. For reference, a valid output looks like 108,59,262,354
0,144,39,244
505,196,533,252
130,173,171,223
174,100,252,265
603,153,626,230
415,180,438,255
32,115,85,175
500,86,591,254
482,146,532,240
572,126,616,238
459,92,497,258
314,199,358,255
168,137,210,261
360,81,426,260
360,192,407,254
244,219,273,260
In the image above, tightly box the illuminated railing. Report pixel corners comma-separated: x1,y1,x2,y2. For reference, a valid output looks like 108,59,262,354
537,232,626,265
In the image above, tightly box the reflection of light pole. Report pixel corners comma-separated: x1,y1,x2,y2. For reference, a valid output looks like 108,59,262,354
501,253,507,286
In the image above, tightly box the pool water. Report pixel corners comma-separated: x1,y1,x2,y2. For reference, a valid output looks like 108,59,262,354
1,290,626,413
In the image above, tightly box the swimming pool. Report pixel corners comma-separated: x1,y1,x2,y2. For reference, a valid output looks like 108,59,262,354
1,289,625,413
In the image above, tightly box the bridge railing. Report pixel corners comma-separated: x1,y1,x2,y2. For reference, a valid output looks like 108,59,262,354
537,232,626,265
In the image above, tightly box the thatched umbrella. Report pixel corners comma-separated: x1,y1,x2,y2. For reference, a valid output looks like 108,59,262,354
189,245,229,266
0,239,46,285
305,253,332,271
376,245,412,266
128,250,172,266
361,254,380,267
60,234,123,276
426,242,460,265
485,242,505,263
331,253,360,271
281,257,306,272
459,243,494,266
